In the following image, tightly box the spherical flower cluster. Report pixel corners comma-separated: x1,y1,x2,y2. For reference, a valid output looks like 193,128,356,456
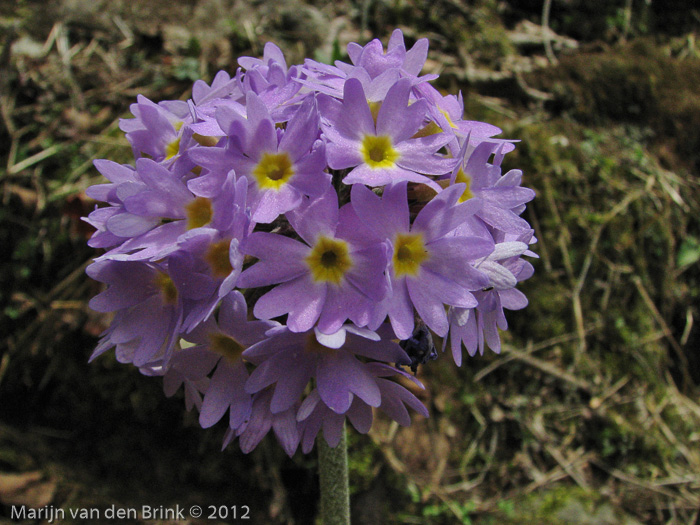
85,30,536,455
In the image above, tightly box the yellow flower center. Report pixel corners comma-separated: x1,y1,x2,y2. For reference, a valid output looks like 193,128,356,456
361,135,399,168
439,108,459,129
154,271,178,304
185,197,213,229
209,333,245,363
165,138,181,160
305,236,353,285
393,233,429,277
253,152,295,190
205,239,233,278
165,121,184,160
454,168,474,202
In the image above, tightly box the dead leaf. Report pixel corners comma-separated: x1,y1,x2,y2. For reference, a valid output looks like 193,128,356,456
0,471,57,508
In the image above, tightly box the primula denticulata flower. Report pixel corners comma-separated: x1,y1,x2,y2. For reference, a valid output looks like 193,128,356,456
85,29,536,456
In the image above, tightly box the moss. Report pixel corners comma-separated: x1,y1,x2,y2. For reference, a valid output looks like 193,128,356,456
526,40,700,171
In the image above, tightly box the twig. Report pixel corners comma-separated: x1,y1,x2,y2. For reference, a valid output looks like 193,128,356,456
591,459,686,501
474,322,603,382
541,0,557,65
506,347,594,393
525,418,590,488
632,276,692,392
621,0,633,43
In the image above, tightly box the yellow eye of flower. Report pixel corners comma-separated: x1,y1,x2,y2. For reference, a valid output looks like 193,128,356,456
165,121,185,159
393,233,429,277
305,236,353,284
361,135,399,168
154,271,178,304
209,333,245,362
165,137,181,160
185,197,213,229
253,152,295,190
454,168,474,202
206,239,233,278
439,108,459,129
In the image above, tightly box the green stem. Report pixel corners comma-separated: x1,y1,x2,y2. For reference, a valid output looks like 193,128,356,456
318,422,350,525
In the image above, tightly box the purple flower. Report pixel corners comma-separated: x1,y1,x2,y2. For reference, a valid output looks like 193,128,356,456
411,82,517,156
84,160,143,249
321,78,453,188
448,141,535,235
237,42,304,119
162,345,216,412
190,93,330,223
243,324,409,415
191,70,242,107
223,388,301,457
352,181,494,338
120,94,191,162
99,163,246,263
297,362,428,453
174,291,278,429
447,236,535,362
342,28,434,82
167,176,250,331
237,188,389,334
87,259,182,367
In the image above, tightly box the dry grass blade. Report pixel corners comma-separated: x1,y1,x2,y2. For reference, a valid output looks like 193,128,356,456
6,145,61,176
632,276,692,391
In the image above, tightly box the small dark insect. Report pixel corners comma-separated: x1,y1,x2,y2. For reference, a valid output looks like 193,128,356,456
399,319,438,374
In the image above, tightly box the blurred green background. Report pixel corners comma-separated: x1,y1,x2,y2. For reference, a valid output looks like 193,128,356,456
1,0,699,523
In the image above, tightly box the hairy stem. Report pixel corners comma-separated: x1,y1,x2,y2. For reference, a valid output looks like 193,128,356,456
318,423,350,525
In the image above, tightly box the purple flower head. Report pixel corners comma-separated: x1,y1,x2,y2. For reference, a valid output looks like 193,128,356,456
243,324,409,416
322,77,454,188
352,181,494,338
87,259,182,367
238,187,389,334
84,31,538,456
